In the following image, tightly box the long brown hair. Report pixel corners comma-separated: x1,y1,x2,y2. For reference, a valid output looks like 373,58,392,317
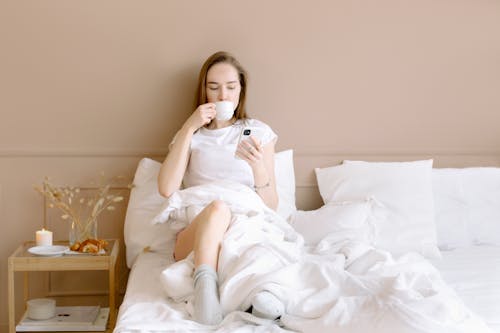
195,51,248,119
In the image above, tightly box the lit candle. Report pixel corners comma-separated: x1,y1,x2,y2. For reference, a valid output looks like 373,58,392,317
35,228,53,246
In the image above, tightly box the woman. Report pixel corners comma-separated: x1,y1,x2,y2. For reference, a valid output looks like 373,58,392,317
158,51,283,325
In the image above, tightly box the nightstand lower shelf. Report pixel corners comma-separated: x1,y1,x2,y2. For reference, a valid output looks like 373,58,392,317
16,306,109,332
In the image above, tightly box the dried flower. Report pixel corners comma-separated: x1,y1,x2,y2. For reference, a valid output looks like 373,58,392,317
34,175,128,243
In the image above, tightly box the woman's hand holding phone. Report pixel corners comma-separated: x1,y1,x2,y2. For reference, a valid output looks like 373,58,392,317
235,129,265,169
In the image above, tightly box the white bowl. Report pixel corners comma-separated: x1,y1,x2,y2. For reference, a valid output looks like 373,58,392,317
27,298,56,320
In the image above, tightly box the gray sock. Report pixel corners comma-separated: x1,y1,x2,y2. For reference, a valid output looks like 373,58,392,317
251,291,284,320
193,264,223,325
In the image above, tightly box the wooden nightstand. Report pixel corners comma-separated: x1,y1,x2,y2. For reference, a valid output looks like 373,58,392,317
7,239,119,333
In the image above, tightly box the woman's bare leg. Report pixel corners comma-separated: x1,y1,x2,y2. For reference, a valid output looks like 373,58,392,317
174,199,231,269
173,200,231,325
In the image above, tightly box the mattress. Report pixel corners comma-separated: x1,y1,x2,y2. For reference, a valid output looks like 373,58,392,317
119,251,174,306
114,251,192,333
431,245,500,332
115,251,287,333
116,246,500,332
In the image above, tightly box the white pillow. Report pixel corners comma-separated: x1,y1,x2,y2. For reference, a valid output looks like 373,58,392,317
274,149,297,221
124,158,171,268
289,199,375,245
462,168,500,245
432,169,471,249
315,160,440,259
433,167,500,248
124,150,297,268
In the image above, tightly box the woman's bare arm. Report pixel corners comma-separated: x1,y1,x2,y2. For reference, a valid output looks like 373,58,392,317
158,103,216,197
253,141,279,210
157,126,194,197
237,137,279,210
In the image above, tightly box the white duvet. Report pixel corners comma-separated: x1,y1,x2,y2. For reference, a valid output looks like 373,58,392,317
119,181,493,333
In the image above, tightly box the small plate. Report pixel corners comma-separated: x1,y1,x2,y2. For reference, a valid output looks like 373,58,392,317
28,245,69,257
64,249,106,255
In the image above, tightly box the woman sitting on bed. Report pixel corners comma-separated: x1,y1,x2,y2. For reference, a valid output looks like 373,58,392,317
158,51,283,325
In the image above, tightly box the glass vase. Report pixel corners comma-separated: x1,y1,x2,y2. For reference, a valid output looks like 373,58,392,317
69,218,98,245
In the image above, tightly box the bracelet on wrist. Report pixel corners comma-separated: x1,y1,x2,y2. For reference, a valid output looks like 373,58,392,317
253,181,270,191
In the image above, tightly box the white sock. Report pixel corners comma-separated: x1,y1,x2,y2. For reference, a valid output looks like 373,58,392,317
251,291,284,320
193,264,223,325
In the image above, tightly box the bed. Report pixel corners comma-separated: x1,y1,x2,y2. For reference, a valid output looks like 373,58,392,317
114,152,500,333
431,246,500,332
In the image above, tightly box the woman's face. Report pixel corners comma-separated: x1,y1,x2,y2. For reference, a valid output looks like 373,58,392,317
205,63,241,110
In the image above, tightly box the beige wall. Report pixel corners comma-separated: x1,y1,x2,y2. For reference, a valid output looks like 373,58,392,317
2,0,500,329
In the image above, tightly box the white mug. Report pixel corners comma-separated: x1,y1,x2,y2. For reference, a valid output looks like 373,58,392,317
215,101,234,121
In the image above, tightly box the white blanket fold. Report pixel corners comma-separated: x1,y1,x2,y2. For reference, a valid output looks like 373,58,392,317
154,181,492,333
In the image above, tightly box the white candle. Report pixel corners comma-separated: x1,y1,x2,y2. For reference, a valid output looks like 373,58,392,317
35,228,53,246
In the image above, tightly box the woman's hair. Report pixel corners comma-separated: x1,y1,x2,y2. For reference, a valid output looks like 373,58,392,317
195,51,248,119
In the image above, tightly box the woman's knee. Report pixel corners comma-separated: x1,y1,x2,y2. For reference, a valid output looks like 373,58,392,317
201,200,231,230
207,200,230,218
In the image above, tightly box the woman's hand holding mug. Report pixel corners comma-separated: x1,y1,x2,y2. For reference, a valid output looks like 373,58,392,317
185,103,216,132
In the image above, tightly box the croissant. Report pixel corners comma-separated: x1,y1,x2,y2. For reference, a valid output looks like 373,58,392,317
70,238,108,253
69,242,81,252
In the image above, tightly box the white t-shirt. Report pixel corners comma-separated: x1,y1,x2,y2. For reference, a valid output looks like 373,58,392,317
181,119,277,189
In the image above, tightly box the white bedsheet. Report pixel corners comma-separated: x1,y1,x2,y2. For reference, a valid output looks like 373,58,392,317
115,246,500,333
115,181,494,333
431,245,500,332
115,251,289,332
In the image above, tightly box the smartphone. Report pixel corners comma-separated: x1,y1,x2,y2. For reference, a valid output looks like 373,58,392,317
235,127,265,157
